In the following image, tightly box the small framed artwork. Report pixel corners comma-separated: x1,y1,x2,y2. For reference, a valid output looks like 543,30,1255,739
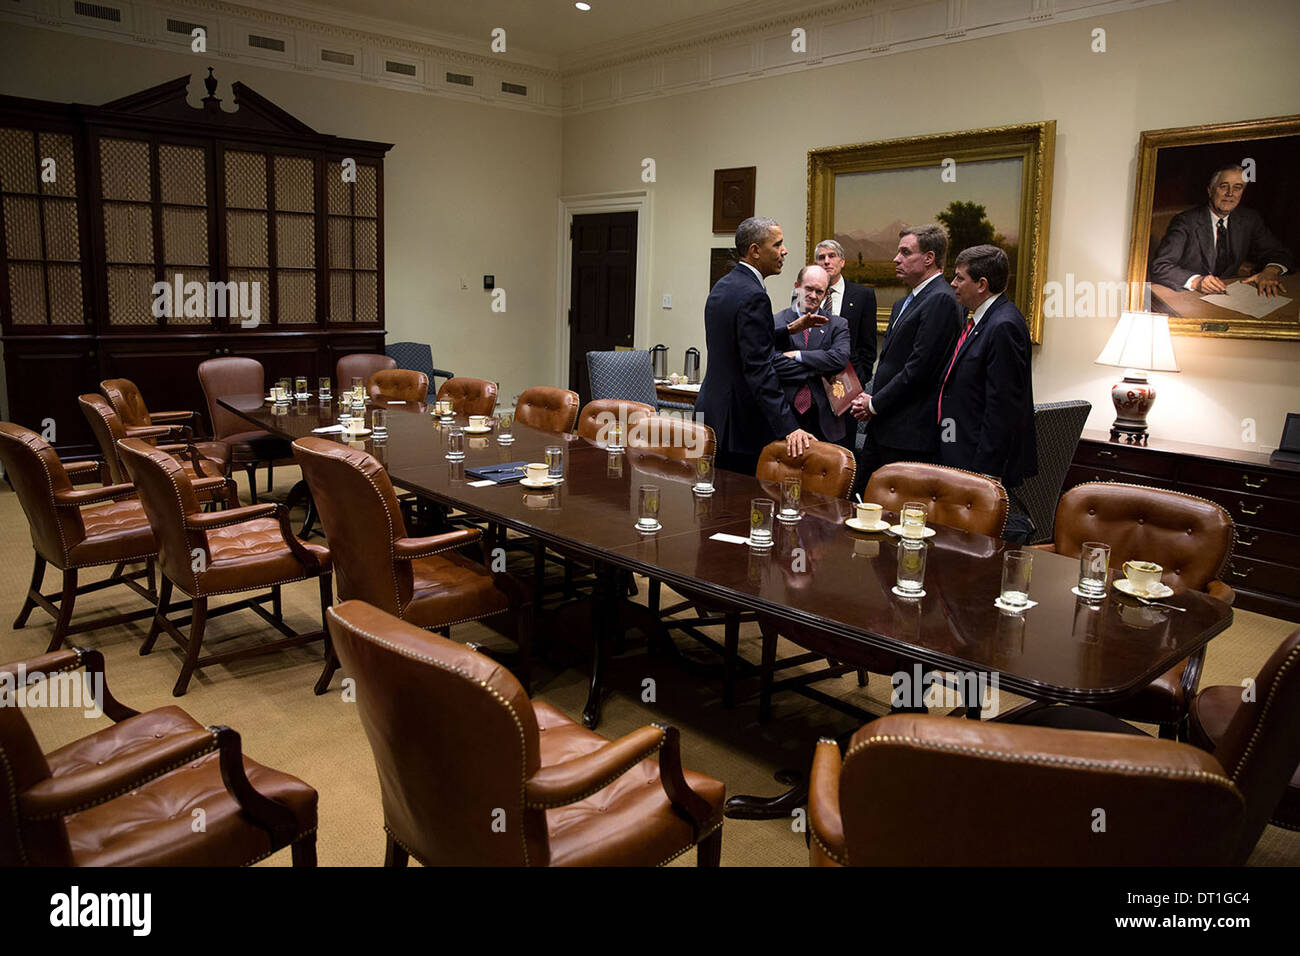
1126,114,1300,341
713,166,756,234
709,247,738,290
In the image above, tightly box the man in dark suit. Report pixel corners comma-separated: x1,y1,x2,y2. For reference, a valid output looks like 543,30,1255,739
814,239,877,456
1149,164,1292,297
696,216,815,474
771,264,851,443
937,244,1037,540
849,224,961,490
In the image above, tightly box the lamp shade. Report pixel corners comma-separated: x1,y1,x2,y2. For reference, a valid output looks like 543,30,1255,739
1095,311,1179,372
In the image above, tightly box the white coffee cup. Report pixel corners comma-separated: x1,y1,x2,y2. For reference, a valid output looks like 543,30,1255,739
856,502,883,526
525,463,549,483
469,415,489,429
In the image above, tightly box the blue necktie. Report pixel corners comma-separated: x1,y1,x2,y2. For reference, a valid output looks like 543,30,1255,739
898,291,915,317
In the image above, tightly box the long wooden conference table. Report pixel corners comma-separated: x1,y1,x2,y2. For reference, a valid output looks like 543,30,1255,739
219,394,1233,730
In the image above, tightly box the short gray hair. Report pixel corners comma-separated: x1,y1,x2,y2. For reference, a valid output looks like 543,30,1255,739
899,223,949,269
736,216,780,256
1208,163,1246,188
814,239,844,259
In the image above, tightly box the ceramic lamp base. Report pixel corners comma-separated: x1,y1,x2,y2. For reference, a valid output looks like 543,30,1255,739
1109,369,1156,445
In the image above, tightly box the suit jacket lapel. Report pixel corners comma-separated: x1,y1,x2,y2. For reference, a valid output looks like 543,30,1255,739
1195,213,1215,273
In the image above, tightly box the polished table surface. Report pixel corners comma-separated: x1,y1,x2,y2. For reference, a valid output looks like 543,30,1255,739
220,393,1233,706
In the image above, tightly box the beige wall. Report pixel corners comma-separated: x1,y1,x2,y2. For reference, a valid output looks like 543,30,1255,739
561,0,1300,452
0,24,563,404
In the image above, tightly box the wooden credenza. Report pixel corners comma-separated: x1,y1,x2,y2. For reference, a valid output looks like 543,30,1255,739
1066,429,1300,623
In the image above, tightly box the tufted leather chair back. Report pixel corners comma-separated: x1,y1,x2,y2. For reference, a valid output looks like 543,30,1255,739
116,438,204,591
865,462,1008,536
577,399,654,443
99,378,151,429
0,422,87,565
1208,628,1300,863
336,353,395,391
827,715,1242,865
367,369,428,404
293,438,411,614
757,440,855,499
515,387,579,434
326,601,548,865
626,415,715,461
0,658,71,866
79,394,130,484
1052,483,1233,592
436,377,498,417
197,357,265,441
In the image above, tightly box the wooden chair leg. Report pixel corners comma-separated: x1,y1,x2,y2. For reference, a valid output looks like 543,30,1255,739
291,834,317,867
245,464,259,504
267,459,274,492
172,597,207,697
758,621,777,723
857,668,868,687
696,827,722,867
384,833,409,867
515,602,534,695
314,575,337,696
13,554,46,628
723,613,740,709
271,583,283,623
142,576,173,655
46,569,79,653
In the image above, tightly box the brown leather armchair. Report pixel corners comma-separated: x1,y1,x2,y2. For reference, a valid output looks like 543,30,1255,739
1189,627,1300,846
79,394,234,507
292,436,532,693
436,376,499,417
197,357,292,502
326,600,725,866
577,399,653,443
627,414,716,460
336,352,395,390
117,438,332,696
367,368,428,404
1,646,317,866
99,377,205,452
0,422,225,652
1040,482,1235,739
515,386,579,433
807,713,1253,865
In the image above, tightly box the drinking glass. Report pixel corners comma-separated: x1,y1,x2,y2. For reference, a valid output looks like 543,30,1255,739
749,498,775,549
351,377,363,393
350,392,365,419
496,411,514,444
895,539,927,595
318,376,332,401
294,376,308,398
1078,541,1110,599
438,401,455,424
445,426,465,461
1000,550,1033,608
607,451,624,478
278,377,292,397
545,444,564,483
371,408,388,440
637,484,661,531
606,422,624,452
901,501,928,538
692,454,715,495
778,476,802,522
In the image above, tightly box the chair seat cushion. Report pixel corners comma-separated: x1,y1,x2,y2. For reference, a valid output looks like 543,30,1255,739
532,700,725,866
193,441,231,471
1092,661,1187,725
403,551,512,627
65,749,317,866
197,517,330,594
67,500,156,567
46,706,205,778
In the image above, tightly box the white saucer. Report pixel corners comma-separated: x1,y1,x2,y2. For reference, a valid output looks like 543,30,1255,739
636,520,662,533
342,427,371,436
1114,578,1173,599
520,477,559,489
888,524,936,539
891,585,926,599
464,425,493,434
845,517,890,532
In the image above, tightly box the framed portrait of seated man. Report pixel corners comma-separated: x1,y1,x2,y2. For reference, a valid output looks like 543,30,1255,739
1127,114,1300,341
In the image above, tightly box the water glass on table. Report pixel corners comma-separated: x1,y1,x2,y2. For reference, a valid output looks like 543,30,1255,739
749,498,775,549
778,476,802,522
1077,541,1110,599
545,444,564,483
496,411,514,443
895,539,927,596
900,500,928,538
692,454,715,495
318,376,332,401
637,484,661,532
446,426,465,461
294,376,308,399
371,408,388,440
1000,549,1033,609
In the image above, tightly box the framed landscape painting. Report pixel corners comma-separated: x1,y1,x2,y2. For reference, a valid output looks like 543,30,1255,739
807,122,1055,343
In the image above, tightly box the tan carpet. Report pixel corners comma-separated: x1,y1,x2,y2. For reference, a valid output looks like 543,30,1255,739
3,466,1296,867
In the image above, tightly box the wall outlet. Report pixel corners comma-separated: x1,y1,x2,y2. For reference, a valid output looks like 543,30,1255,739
661,294,672,309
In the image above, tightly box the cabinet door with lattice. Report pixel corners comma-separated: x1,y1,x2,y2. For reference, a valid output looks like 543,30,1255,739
326,157,381,325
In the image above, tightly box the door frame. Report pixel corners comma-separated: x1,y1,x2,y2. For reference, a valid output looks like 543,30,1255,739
554,190,653,388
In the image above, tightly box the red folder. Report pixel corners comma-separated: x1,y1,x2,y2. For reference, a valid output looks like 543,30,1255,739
822,363,863,416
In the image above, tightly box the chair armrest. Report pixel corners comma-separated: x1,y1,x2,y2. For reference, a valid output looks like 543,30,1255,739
191,475,239,508
149,409,194,425
63,460,101,478
54,483,136,508
432,367,455,381
393,528,482,561
1030,543,1058,553
808,737,847,865
123,423,180,440
19,728,218,821
213,725,301,844
1,647,136,721
525,725,665,809
186,503,277,530
1206,580,1235,606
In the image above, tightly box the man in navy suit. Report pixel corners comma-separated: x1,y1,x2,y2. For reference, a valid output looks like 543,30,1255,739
696,217,815,474
937,244,1037,539
1149,164,1291,297
771,264,851,443
850,224,962,489
814,239,878,455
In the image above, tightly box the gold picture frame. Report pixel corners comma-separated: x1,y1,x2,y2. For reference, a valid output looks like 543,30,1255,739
1126,114,1300,341
807,122,1055,344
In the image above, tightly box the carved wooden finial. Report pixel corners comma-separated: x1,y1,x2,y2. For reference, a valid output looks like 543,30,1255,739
202,67,221,110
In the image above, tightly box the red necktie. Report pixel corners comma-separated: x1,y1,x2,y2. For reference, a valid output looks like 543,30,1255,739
937,318,974,423
793,327,813,414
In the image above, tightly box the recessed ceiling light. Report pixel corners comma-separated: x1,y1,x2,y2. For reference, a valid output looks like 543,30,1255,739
575,2,591,10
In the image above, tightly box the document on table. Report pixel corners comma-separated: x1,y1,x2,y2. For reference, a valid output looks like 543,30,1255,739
1202,281,1292,318
709,533,750,545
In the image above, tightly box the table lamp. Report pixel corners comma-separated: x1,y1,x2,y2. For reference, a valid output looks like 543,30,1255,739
1094,310,1179,445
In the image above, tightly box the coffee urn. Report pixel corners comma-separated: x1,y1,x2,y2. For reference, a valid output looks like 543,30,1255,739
651,343,670,380
683,347,700,384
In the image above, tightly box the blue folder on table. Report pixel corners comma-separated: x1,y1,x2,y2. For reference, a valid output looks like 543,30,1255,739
464,461,532,484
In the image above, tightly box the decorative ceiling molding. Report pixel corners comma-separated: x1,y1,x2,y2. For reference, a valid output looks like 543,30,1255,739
0,0,1173,117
